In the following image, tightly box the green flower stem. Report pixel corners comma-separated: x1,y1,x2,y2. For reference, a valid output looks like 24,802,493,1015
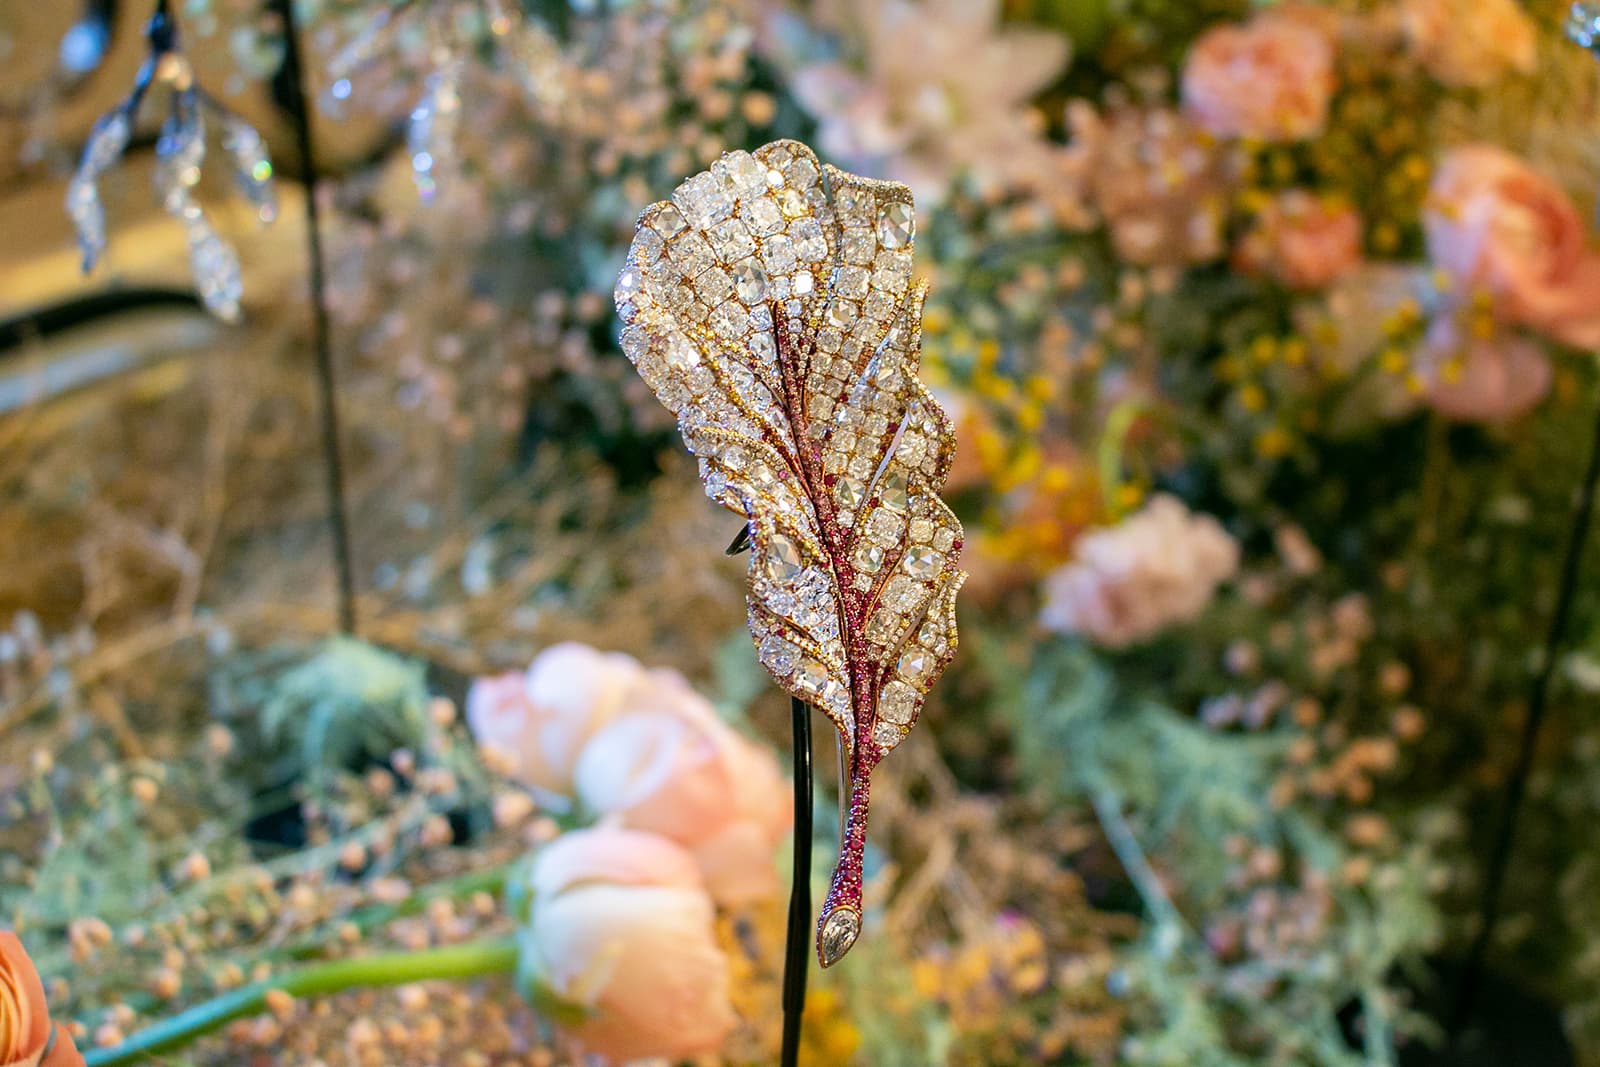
82,937,518,1066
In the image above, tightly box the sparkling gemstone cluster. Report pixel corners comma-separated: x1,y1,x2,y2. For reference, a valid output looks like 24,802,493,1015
615,140,965,965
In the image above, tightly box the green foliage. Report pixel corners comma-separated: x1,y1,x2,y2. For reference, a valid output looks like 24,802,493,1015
985,635,1443,1067
258,637,434,786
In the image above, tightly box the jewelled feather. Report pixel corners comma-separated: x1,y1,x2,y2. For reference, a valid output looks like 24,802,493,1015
614,140,964,966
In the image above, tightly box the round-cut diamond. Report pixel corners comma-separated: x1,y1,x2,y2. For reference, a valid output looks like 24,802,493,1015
878,201,914,250
766,533,804,581
734,262,768,304
903,545,940,579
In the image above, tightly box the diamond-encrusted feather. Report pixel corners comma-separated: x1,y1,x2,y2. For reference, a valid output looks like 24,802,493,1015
615,140,964,967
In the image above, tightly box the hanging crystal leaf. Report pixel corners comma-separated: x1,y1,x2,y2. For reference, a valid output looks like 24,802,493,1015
222,116,278,224
64,2,276,322
154,92,206,217
186,217,243,323
409,60,464,201
1569,2,1600,51
66,109,132,271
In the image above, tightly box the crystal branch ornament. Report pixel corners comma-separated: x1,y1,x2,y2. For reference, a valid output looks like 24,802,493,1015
67,0,277,321
615,141,966,966
325,0,565,201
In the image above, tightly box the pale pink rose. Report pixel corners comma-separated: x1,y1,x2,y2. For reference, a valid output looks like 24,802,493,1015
1400,0,1536,88
1182,11,1335,142
574,697,790,906
466,642,649,796
1418,317,1552,422
518,828,736,1063
1235,191,1362,289
1425,146,1600,349
1040,494,1240,649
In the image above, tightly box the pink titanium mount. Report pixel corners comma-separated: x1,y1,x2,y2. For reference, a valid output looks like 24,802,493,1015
613,140,965,966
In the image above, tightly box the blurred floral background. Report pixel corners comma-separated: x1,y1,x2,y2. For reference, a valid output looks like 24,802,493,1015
3,0,1600,1064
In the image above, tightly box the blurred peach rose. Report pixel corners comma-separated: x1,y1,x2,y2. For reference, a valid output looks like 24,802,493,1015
933,387,992,496
1418,316,1551,422
1425,145,1600,349
1,932,83,1067
574,692,790,906
466,642,648,796
1182,11,1335,142
516,827,736,1063
1040,494,1239,649
1400,0,1535,88
1235,191,1362,289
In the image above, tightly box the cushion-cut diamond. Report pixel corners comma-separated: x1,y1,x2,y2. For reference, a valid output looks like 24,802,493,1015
666,335,700,368
897,647,933,686
673,171,734,229
903,545,940,579
836,477,866,509
764,234,796,274
855,542,885,574
880,680,917,724
744,197,784,235
716,150,768,200
711,219,755,260
652,202,686,237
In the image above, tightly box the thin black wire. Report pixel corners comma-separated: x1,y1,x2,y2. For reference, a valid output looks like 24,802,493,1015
781,695,814,1067
271,0,358,634
1453,387,1600,1030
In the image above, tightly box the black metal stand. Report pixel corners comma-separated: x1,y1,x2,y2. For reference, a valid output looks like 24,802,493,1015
272,0,358,635
1452,389,1600,1032
726,527,813,1064
781,695,813,1067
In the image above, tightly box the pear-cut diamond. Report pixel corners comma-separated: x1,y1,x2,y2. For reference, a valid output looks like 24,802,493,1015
877,472,909,512
766,534,804,581
818,907,861,967
878,201,914,250
734,263,768,304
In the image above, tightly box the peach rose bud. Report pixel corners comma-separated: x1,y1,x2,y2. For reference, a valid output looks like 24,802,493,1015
515,828,737,1063
1,932,84,1067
